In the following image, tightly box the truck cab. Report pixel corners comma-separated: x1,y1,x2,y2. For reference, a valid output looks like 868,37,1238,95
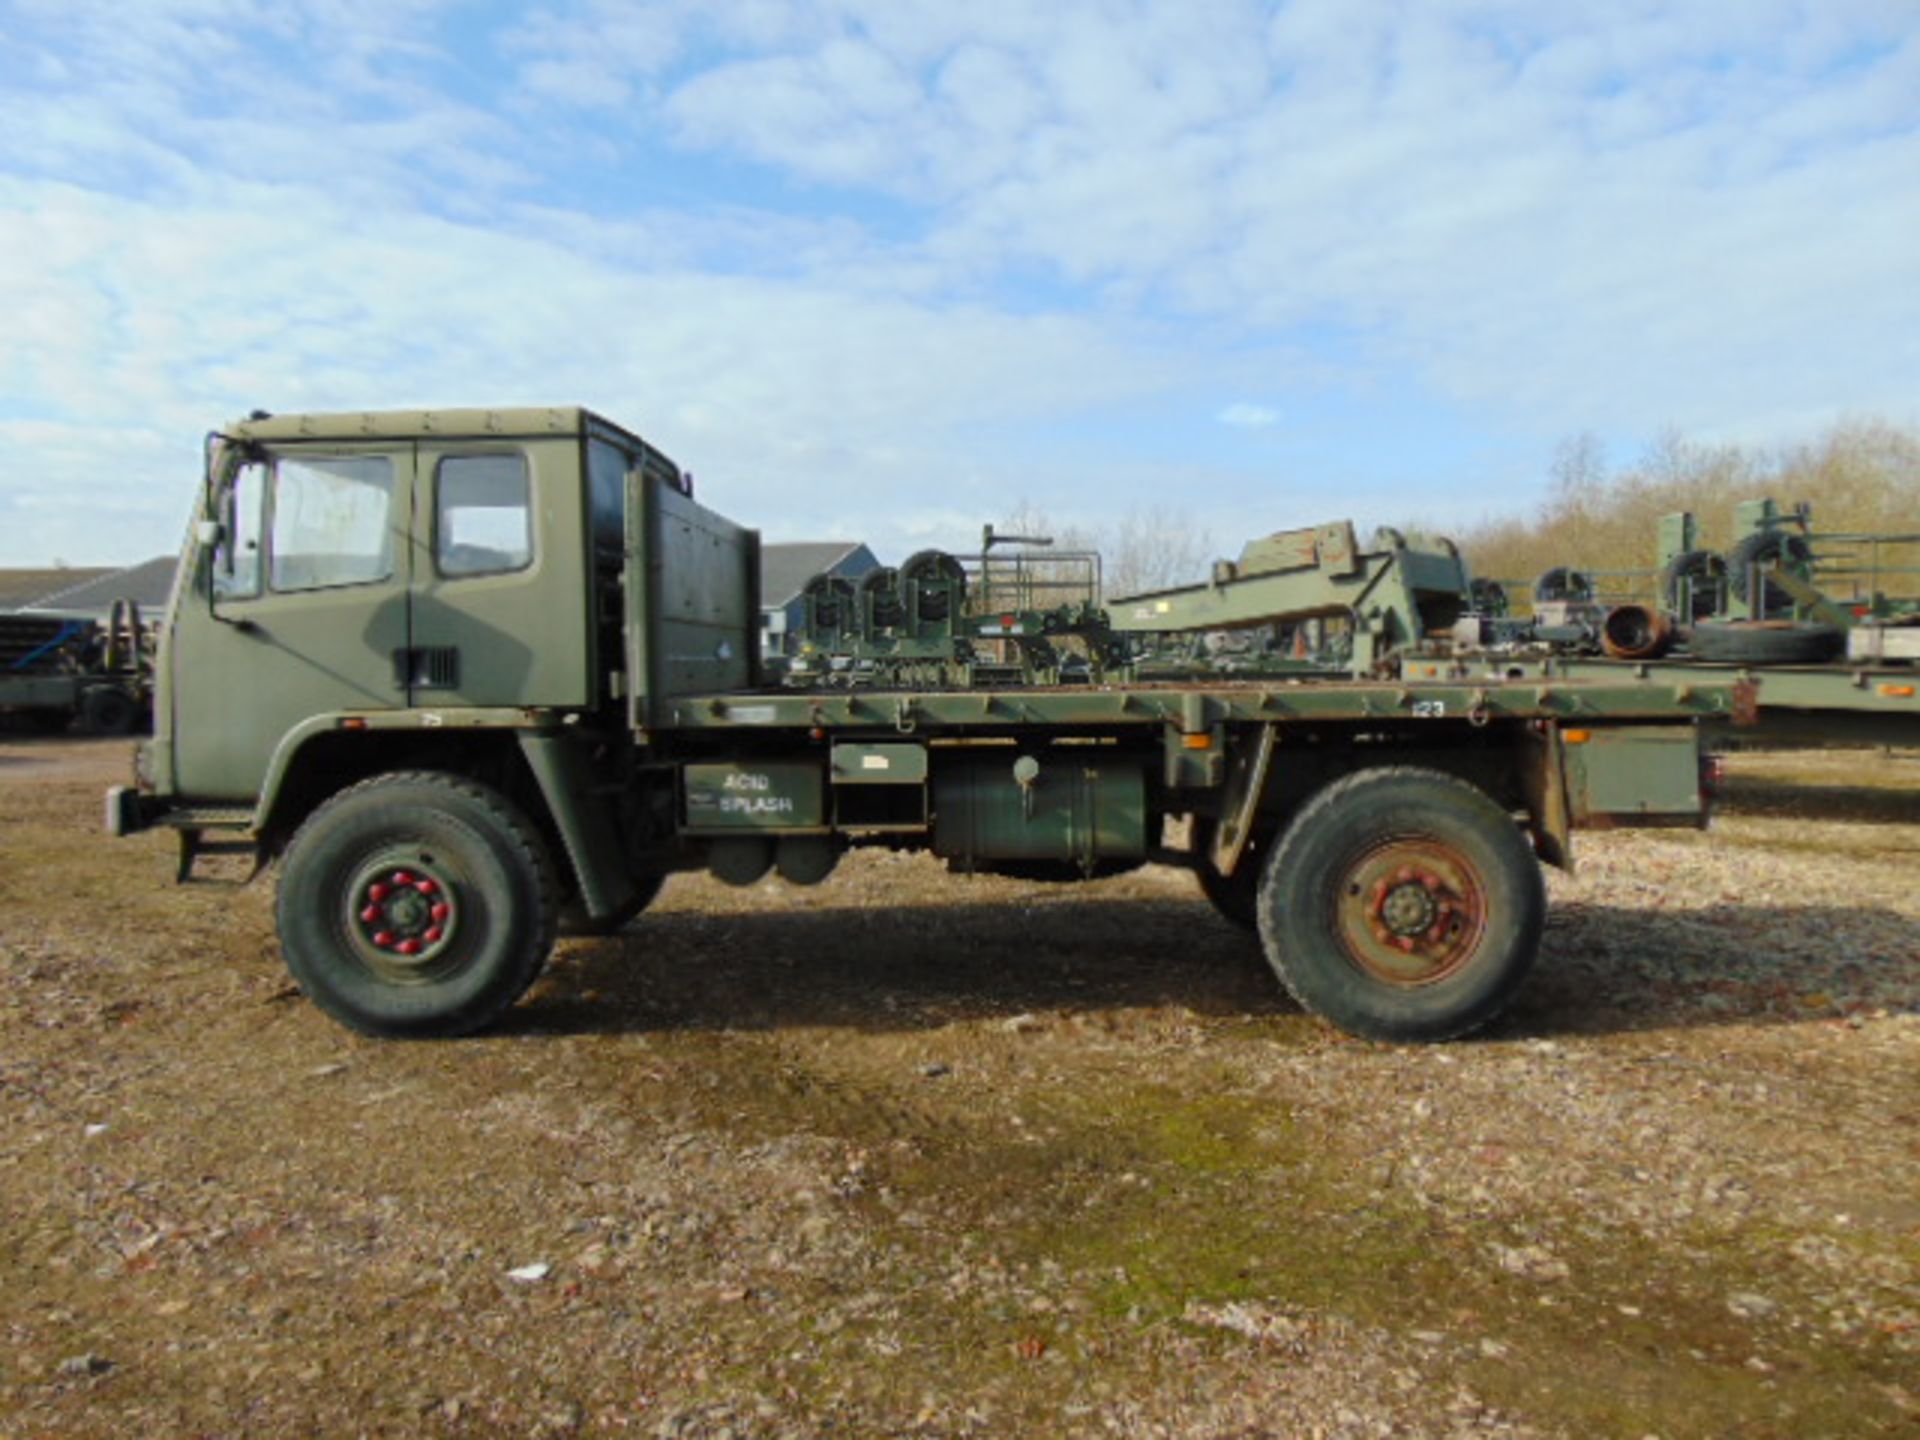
148,407,748,808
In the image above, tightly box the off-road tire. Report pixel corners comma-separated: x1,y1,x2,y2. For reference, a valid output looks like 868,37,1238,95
1687,618,1844,665
1256,767,1545,1042
1726,530,1814,612
276,772,558,1037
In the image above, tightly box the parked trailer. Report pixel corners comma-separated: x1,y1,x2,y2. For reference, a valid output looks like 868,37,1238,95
0,602,150,734
1440,498,1920,749
109,408,1740,1043
1549,657,1916,748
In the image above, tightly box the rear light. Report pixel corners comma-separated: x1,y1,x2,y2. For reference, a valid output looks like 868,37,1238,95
1700,754,1726,802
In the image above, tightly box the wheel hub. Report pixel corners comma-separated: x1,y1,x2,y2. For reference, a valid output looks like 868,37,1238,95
1337,842,1488,987
349,863,457,968
1375,874,1441,937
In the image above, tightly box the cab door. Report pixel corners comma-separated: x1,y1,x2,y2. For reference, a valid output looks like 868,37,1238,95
404,437,590,710
167,444,415,802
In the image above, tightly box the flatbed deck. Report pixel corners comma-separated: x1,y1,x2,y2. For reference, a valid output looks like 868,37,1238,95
656,672,1742,735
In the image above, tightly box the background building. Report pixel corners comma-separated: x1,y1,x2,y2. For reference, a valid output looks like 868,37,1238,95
15,557,179,619
759,542,878,660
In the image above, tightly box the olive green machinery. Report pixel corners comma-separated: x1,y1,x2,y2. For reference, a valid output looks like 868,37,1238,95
110,407,1740,1044
1475,500,1920,748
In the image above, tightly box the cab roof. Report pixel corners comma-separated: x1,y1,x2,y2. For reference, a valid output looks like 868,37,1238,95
225,406,642,448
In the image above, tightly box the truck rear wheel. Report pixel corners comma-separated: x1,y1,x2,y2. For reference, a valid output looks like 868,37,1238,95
1194,824,1267,931
560,873,665,937
1256,768,1544,1042
276,773,558,1037
1197,863,1259,930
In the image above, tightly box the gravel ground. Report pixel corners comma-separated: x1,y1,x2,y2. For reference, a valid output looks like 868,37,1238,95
1,738,1916,1438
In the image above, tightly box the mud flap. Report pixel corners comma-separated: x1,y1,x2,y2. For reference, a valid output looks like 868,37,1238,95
1517,722,1574,872
518,733,638,921
1208,723,1278,878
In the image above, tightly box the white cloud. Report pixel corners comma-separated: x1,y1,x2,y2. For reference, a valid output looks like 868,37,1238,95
0,0,1916,568
621,2,1920,440
1217,403,1278,429
0,176,1236,564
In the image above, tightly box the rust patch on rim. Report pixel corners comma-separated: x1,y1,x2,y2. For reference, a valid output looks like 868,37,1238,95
1333,836,1489,987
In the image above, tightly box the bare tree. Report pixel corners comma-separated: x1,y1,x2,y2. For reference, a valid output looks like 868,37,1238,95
986,503,1213,604
1102,507,1213,598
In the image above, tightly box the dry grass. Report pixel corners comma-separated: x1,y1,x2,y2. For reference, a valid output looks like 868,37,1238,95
2,739,1916,1438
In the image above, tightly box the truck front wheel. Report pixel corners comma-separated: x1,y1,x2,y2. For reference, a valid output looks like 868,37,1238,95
276,773,558,1037
1257,768,1545,1042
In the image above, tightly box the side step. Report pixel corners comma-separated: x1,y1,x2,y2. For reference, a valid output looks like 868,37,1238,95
105,790,260,883
161,807,259,885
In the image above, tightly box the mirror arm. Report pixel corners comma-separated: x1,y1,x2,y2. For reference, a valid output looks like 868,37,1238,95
200,431,257,632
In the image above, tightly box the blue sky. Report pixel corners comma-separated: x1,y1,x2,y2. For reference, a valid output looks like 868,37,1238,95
0,0,1915,567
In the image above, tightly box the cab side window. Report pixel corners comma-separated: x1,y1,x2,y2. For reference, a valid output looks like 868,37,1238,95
270,455,396,592
586,438,627,558
436,454,532,577
212,459,266,600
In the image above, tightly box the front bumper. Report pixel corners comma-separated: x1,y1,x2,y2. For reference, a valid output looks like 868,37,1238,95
105,785,159,837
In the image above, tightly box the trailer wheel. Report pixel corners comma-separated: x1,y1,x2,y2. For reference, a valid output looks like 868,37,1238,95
276,772,558,1037
1256,768,1544,1042
1468,577,1510,617
1726,530,1813,613
1532,566,1594,604
1661,549,1726,620
1687,619,1844,665
80,685,139,736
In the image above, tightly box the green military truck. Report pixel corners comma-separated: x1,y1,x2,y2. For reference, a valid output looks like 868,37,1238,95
109,407,1737,1044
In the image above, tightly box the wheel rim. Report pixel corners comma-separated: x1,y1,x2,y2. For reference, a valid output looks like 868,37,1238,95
1333,835,1489,987
341,849,463,984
